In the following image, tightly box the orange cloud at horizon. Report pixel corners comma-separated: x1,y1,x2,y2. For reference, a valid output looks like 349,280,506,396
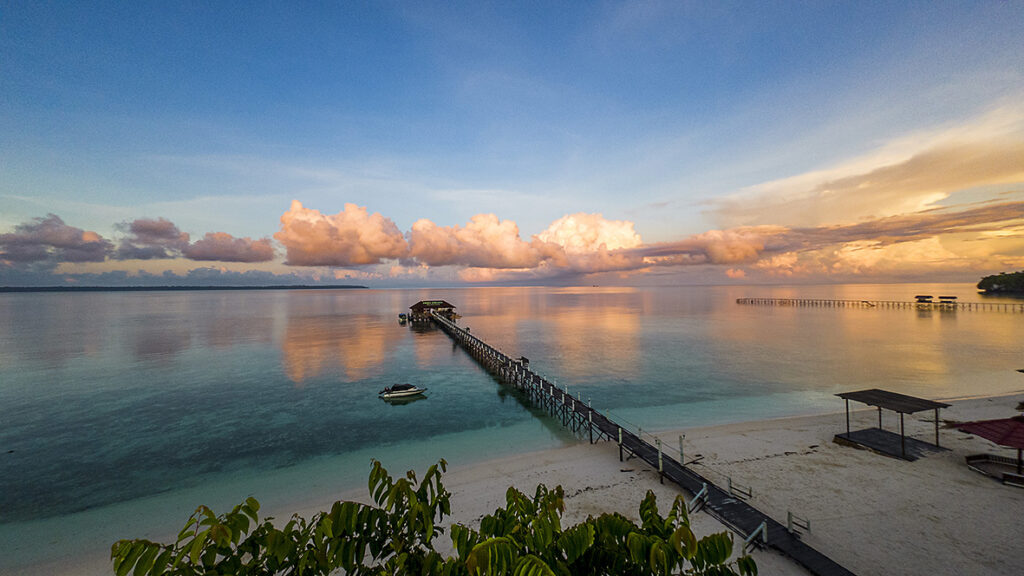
711,109,1024,229
269,195,1024,284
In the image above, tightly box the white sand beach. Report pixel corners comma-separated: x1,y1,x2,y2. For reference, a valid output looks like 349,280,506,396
23,392,1024,575
389,391,1024,576
654,392,1024,575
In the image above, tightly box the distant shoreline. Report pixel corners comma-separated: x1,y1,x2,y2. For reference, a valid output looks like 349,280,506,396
0,285,368,293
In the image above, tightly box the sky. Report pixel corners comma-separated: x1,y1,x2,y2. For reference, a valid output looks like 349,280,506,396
2,1,1023,287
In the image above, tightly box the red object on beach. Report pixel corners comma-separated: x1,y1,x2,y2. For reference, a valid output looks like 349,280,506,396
958,416,1024,474
958,416,1024,449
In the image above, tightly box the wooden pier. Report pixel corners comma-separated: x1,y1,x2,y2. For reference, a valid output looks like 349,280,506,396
736,297,1024,312
430,311,856,576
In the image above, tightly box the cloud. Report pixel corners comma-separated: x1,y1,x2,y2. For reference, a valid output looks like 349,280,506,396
633,200,1024,281
405,211,647,278
182,232,275,262
787,201,1024,248
537,213,642,252
638,226,783,267
712,110,1024,229
408,213,552,268
116,218,190,260
275,200,408,266
0,214,111,265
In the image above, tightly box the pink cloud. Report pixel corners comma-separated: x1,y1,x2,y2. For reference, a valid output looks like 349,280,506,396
116,218,190,260
274,200,408,266
0,214,111,264
638,226,783,267
182,232,275,262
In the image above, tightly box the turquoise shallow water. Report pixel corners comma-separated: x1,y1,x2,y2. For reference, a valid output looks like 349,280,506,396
1,284,1022,572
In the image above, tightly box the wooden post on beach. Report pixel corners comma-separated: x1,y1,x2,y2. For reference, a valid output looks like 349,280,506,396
588,409,594,444
618,427,623,461
900,413,906,458
656,438,664,484
679,434,685,467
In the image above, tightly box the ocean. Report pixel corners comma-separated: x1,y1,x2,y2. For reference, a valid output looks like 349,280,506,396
1,283,1022,573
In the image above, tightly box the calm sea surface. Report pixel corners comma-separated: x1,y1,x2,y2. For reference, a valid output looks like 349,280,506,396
1,284,1022,572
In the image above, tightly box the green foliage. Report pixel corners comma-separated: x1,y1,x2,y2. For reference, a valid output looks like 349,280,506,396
112,460,756,576
978,270,1024,294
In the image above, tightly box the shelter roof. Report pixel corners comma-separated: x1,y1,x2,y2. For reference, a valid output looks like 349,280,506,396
410,300,456,311
836,388,951,413
958,416,1024,450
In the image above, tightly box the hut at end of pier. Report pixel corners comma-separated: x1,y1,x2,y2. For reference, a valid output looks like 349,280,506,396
409,300,457,322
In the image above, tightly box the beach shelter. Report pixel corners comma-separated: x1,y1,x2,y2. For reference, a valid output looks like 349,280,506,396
957,415,1024,474
835,389,950,460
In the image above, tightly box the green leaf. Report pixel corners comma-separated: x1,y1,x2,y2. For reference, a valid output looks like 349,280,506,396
626,532,651,565
638,491,666,535
556,523,594,564
467,536,516,575
669,525,697,559
738,554,759,576
188,529,208,565
513,554,557,576
115,542,143,576
132,545,158,576
152,549,172,574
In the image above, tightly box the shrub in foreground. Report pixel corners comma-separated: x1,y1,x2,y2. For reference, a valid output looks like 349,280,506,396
112,459,756,575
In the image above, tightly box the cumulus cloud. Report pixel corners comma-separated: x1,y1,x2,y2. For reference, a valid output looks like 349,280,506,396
536,213,645,273
537,213,642,252
0,214,112,265
182,233,275,262
116,218,190,260
404,211,647,277
275,200,407,266
408,214,553,268
273,201,649,279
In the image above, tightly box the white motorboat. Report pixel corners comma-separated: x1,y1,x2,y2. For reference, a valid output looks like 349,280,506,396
379,383,426,399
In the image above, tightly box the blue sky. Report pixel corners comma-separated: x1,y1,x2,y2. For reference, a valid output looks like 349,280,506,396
2,2,1023,286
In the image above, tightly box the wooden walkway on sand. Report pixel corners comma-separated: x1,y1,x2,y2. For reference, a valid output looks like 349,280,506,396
430,312,856,576
736,297,1024,312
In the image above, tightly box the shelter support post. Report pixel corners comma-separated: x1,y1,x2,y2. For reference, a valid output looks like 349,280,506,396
878,407,882,430
845,399,850,436
935,408,940,447
900,413,906,458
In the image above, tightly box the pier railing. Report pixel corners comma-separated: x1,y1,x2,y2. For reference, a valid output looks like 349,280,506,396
429,311,855,576
736,297,1024,312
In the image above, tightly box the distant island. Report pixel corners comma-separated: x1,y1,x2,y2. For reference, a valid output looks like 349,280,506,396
0,285,368,293
977,271,1024,294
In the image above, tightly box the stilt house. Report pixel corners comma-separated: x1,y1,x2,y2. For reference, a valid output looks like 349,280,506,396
409,300,457,322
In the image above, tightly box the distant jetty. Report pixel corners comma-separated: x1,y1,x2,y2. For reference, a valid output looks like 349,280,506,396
0,285,368,293
977,271,1024,295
